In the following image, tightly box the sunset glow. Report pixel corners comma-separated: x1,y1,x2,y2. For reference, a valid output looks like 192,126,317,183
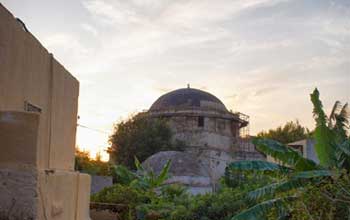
3,0,349,161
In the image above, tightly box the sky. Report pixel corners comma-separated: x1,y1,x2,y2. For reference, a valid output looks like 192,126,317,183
2,0,349,161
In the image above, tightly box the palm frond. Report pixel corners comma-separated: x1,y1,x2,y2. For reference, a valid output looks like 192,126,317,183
338,139,350,156
231,197,293,220
310,88,336,167
333,103,349,142
329,100,342,127
311,88,329,127
113,165,137,185
244,169,336,202
227,160,289,172
134,156,145,172
291,169,336,179
156,159,171,186
246,182,283,201
339,103,349,127
335,139,350,169
253,138,318,171
246,178,306,201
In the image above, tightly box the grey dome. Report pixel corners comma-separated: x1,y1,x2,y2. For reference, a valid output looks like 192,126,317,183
142,151,209,177
149,88,228,112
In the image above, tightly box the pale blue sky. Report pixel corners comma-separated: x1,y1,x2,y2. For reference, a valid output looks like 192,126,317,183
2,0,349,160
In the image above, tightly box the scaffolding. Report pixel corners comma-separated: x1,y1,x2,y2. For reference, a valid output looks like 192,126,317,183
232,112,264,160
237,112,249,138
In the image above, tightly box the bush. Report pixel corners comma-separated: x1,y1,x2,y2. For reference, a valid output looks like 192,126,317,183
91,166,272,220
75,149,112,176
91,184,154,219
109,112,184,169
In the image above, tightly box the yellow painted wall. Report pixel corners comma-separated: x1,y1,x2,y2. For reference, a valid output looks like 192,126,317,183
37,170,91,220
0,3,79,171
0,111,39,168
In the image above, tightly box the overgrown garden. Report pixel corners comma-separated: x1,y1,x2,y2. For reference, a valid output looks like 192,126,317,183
80,88,350,220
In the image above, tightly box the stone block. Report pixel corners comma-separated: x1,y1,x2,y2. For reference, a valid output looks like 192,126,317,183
76,173,91,220
0,168,91,220
0,168,38,220
37,170,79,220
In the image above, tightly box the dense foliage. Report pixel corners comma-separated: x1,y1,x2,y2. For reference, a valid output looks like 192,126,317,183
227,88,350,220
92,160,273,220
109,112,183,169
92,88,350,220
75,149,112,176
257,120,311,144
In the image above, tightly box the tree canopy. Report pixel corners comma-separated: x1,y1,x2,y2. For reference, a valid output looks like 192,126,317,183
257,120,311,144
108,113,183,169
75,149,111,176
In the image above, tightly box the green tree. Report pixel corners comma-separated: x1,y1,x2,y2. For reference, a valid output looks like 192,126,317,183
226,88,350,220
75,149,111,176
257,120,311,144
109,112,183,169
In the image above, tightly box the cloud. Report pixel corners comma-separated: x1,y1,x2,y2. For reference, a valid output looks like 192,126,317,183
82,0,143,26
81,23,98,36
6,0,349,156
41,33,91,68
254,86,280,96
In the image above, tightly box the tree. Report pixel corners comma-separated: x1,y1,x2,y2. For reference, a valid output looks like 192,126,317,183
109,112,183,169
75,149,111,176
257,120,311,144
226,88,350,220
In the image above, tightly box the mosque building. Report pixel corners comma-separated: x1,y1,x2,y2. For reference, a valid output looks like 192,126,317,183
142,86,265,194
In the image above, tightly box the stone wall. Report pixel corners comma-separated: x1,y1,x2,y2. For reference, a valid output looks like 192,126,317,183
165,115,236,184
0,168,38,220
164,113,265,185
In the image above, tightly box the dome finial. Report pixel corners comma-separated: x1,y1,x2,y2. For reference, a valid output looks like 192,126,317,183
187,83,190,89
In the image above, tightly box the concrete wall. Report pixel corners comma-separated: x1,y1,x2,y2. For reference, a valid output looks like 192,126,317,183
0,3,79,171
267,139,319,165
0,4,90,220
305,139,319,163
38,170,91,220
90,175,113,195
0,111,40,168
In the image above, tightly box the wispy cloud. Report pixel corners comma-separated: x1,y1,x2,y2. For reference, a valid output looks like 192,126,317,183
2,0,349,158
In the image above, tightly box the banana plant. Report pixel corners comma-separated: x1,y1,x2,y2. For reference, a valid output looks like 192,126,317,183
227,88,349,220
111,157,172,191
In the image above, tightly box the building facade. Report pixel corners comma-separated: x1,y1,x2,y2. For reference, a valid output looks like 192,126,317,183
0,4,90,220
143,87,265,193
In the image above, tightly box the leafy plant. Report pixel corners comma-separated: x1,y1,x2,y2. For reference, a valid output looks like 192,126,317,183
227,88,350,220
91,184,153,220
131,157,172,191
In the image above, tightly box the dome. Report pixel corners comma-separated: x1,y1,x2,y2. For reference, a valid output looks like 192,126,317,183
149,88,228,112
142,151,209,177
